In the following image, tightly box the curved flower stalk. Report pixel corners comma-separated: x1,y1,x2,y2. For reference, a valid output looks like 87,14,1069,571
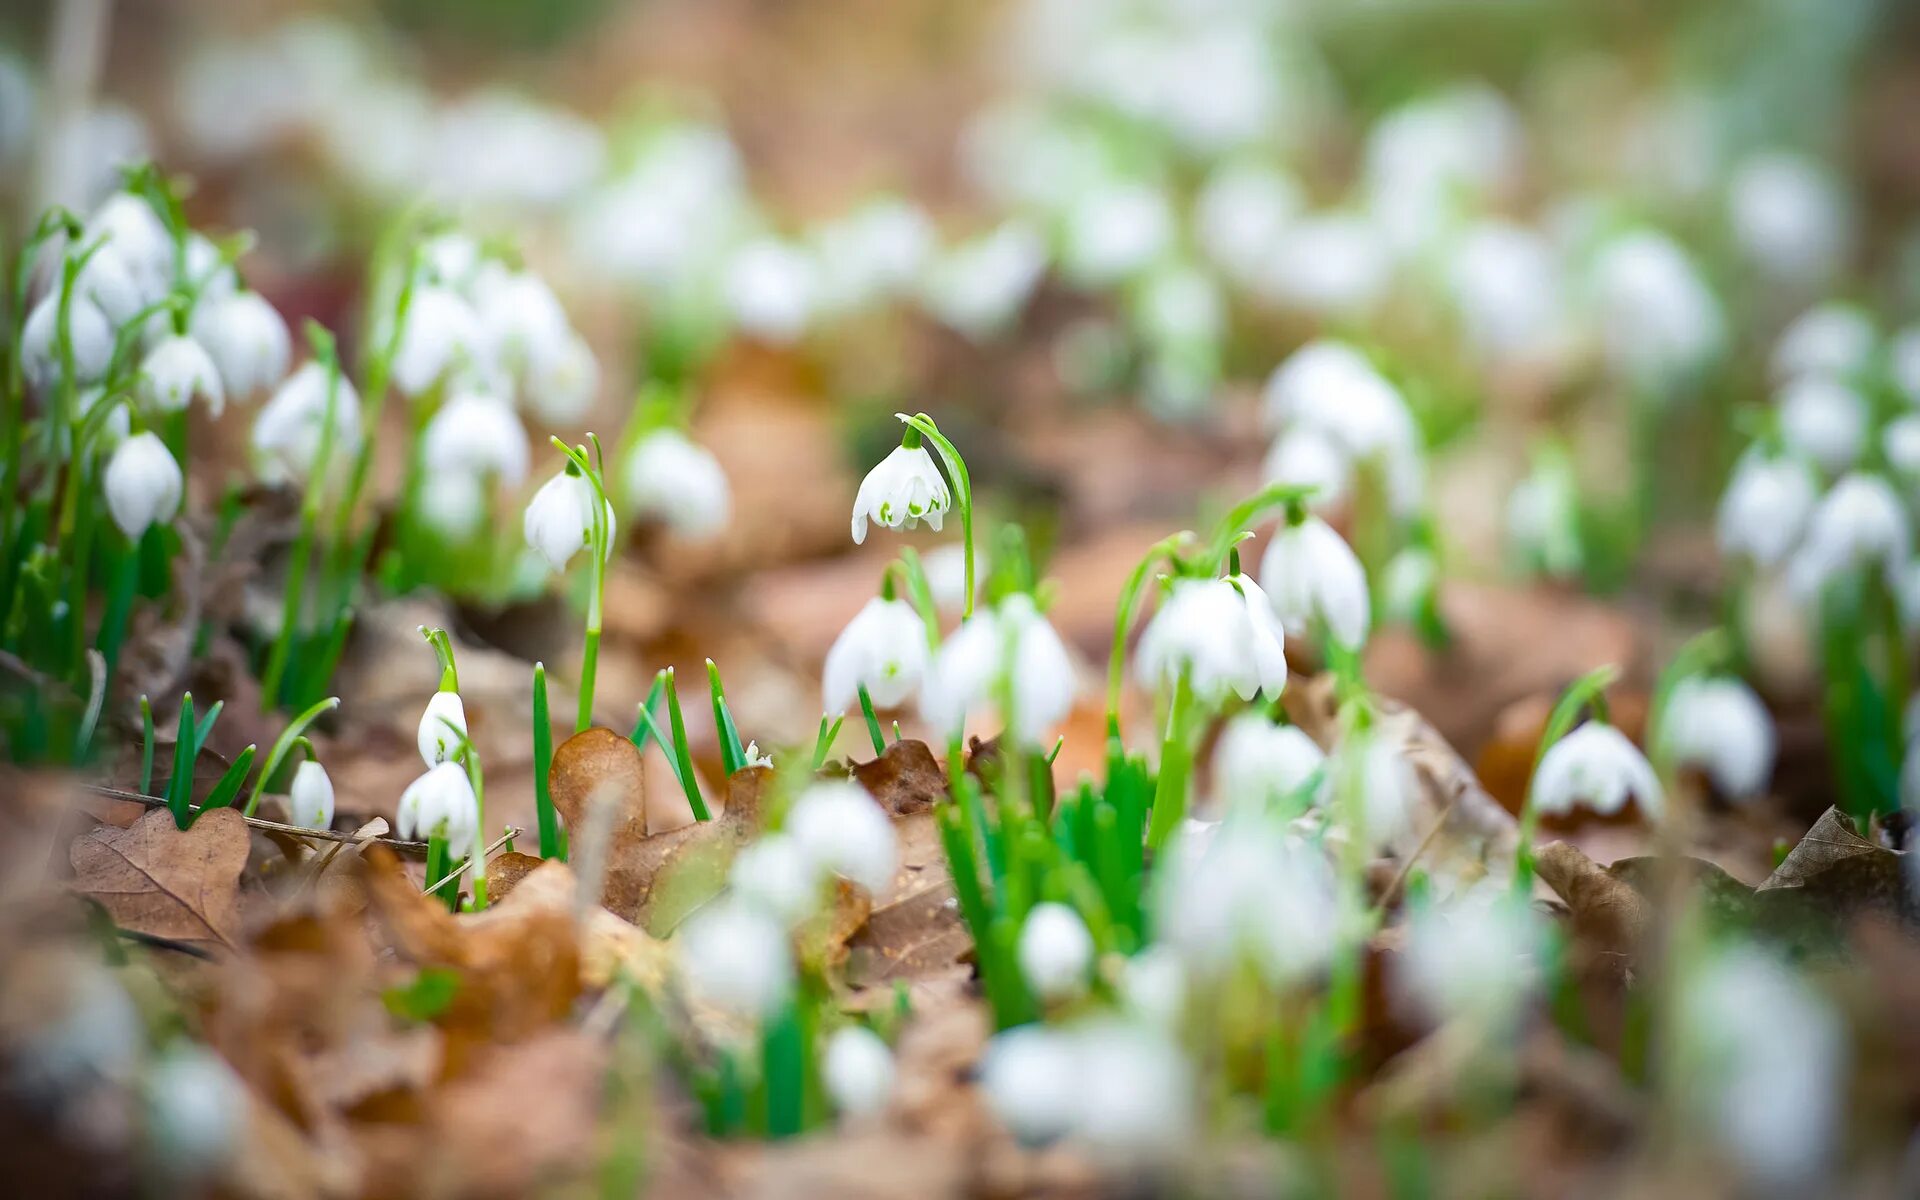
537,435,617,732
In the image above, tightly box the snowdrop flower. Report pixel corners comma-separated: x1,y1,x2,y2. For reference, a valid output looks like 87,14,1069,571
1261,427,1351,513
22,292,113,393
417,690,468,766
1018,902,1094,1002
923,542,980,611
1062,1019,1194,1159
1381,545,1439,625
1132,263,1224,352
1397,888,1545,1028
1258,516,1371,649
397,761,480,859
289,760,335,830
1328,732,1420,850
823,596,928,713
978,1025,1079,1144
1446,220,1564,361
622,429,731,540
192,290,290,399
138,335,226,416
785,780,898,895
1530,722,1663,819
1061,182,1174,287
724,238,818,344
87,193,172,291
416,471,486,538
1659,677,1775,801
524,329,598,426
813,199,934,312
1155,814,1336,985
920,593,1075,744
729,834,822,927
1771,303,1875,385
920,220,1048,339
851,438,949,543
822,1026,895,1118
1777,376,1867,475
523,468,614,572
676,897,793,1018
1674,946,1843,1188
1211,714,1324,815
471,265,571,379
1194,160,1301,280
251,362,361,485
1716,451,1819,568
391,285,490,397
1728,152,1852,285
1262,212,1393,317
1590,230,1724,391
1883,414,1920,480
1119,945,1187,1028
142,1044,245,1176
1507,455,1584,578
73,246,148,325
103,432,183,539
1261,340,1416,464
1134,575,1288,704
421,390,528,487
1787,472,1911,598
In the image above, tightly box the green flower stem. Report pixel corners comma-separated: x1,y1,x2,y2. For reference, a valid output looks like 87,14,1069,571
1514,664,1619,889
1201,481,1316,575
533,662,562,860
810,715,844,769
626,675,667,751
577,627,602,733
898,413,974,619
422,626,461,691
893,548,942,649
1145,670,1197,851
552,437,613,733
202,746,257,812
857,684,887,757
260,328,343,711
464,745,488,910
245,696,340,817
1105,531,1197,734
96,532,140,681
425,834,457,912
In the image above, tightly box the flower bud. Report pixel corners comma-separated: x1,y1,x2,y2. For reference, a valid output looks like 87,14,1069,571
103,432,184,539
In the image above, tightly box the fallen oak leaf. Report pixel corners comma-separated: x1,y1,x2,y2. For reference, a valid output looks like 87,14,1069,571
1533,841,1652,956
1758,806,1913,925
69,806,253,954
850,739,947,815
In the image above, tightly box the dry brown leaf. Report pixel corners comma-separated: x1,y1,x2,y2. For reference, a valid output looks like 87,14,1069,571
1759,806,1912,925
845,812,971,1002
1533,842,1652,955
69,806,253,953
851,739,947,815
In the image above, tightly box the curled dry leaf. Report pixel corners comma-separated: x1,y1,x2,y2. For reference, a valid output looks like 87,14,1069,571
1758,806,1913,925
1533,842,1653,956
851,738,947,815
69,806,254,954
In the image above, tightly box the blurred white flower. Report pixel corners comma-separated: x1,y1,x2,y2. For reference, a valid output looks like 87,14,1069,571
822,1026,895,1119
1446,220,1565,362
851,442,950,543
978,1024,1079,1144
74,246,149,325
1729,152,1852,285
1716,450,1819,569
1776,376,1867,475
1119,944,1187,1028
1883,414,1920,481
472,265,571,381
1381,545,1439,625
103,432,183,539
251,362,361,485
1507,455,1584,579
724,238,819,345
1890,325,1920,406
1134,575,1288,705
813,199,934,313
823,596,928,714
417,690,468,767
1261,341,1419,488
1258,516,1371,649
139,335,226,417
86,192,173,297
1364,85,1520,254
524,329,599,427
1211,714,1324,816
1061,182,1174,287
392,285,491,397
422,390,528,487
1328,732,1420,851
1530,722,1662,820
1132,263,1224,352
523,468,614,572
785,780,899,895
622,429,731,541
192,290,291,399
1194,160,1301,278
1154,813,1336,985
416,470,487,538
1398,887,1545,1028
1590,229,1724,392
22,292,113,394
397,760,480,859
1771,303,1875,385
1261,211,1393,316
923,542,981,611
289,760,335,830
1261,427,1351,514
1786,472,1911,598
921,220,1048,339
676,897,793,1018
1018,902,1094,1002
1660,677,1775,801
1065,1018,1194,1160
142,1044,246,1176
920,593,1076,745
730,834,822,927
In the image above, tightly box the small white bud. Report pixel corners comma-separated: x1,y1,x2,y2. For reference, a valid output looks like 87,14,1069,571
103,432,183,539
1017,901,1094,1002
523,468,615,572
821,1026,895,1118
822,596,928,714
851,441,950,544
676,897,793,1018
1529,722,1662,820
417,690,468,767
289,760,335,830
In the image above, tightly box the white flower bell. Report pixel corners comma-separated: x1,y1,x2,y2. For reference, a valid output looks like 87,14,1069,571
1728,152,1852,285
1210,714,1324,815
784,780,899,895
1529,722,1663,819
1590,229,1724,391
1776,376,1867,475
524,330,599,426
391,285,490,397
919,220,1047,339
1060,182,1173,288
102,432,183,539
1771,303,1874,385
1398,888,1545,1028
524,467,614,572
138,335,226,416
920,593,1075,745
1017,902,1094,1002
823,595,928,714
1659,677,1775,801
192,290,290,399
22,292,113,394
851,438,950,544
822,1025,895,1119
417,690,468,767
622,429,731,540
251,362,361,485
723,238,819,345
729,834,823,927
1716,451,1818,568
676,897,793,1018
397,761,480,859
421,390,528,487
289,760,335,830
1134,575,1288,705
1257,516,1371,649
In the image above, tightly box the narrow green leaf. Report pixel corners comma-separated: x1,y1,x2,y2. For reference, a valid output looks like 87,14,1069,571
533,663,562,860
708,659,748,775
165,694,196,828
200,746,257,812
246,696,340,817
663,669,711,821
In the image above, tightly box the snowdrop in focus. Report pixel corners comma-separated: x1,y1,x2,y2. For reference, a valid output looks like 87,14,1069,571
397,761,480,860
524,467,614,573
416,690,468,766
1258,515,1371,649
822,596,928,713
1659,677,1776,801
622,429,731,541
920,593,1075,745
289,760,335,831
1530,722,1663,819
102,432,183,539
1017,902,1094,1002
851,437,950,544
1134,575,1288,705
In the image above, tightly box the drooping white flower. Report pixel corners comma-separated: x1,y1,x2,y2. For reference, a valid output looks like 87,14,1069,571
102,432,183,539
1786,472,1911,598
1194,160,1301,280
823,596,928,714
920,593,1075,745
1776,376,1867,475
1771,303,1875,385
1529,722,1663,819
1119,945,1187,1028
391,285,491,397
421,390,528,487
1716,451,1819,568
1061,182,1174,287
471,264,571,380
1059,1018,1194,1160
850,441,950,544
1261,211,1394,317
192,290,291,399
289,760,335,830
87,193,173,296
675,896,793,1018
141,1044,246,1176
1257,516,1371,649
813,198,934,314
1883,414,1920,481
920,220,1048,339
1659,677,1775,801
1590,229,1724,390
1018,902,1094,1002
524,329,599,427
523,468,615,572
417,690,468,767
723,238,818,345
1446,220,1564,362
251,362,361,485
138,335,226,416
822,1026,895,1119
1154,813,1336,985
1261,426,1351,514
1261,340,1418,473
1134,575,1287,705
622,429,731,541
1327,731,1420,851
1728,152,1852,285
397,760,480,859
416,470,487,538
729,834,824,927
1397,887,1545,1028
22,292,113,393
73,246,148,325
1211,714,1324,815
784,780,898,895
978,1024,1079,1144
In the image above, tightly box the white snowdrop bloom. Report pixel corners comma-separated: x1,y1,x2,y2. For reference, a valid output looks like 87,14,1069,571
142,1044,246,1176
851,441,950,543
417,231,483,291
1119,944,1187,1028
1884,414,1920,480
1660,677,1775,801
417,470,486,538
391,285,490,397
138,335,226,417
1675,946,1843,1188
471,265,571,379
1155,814,1336,985
1716,451,1819,568
1211,715,1324,815
729,834,823,927
22,292,113,394
1261,341,1414,458
1397,888,1545,1028
1530,722,1663,820
103,432,183,539
724,238,819,345
978,1024,1079,1144
1258,517,1371,649
251,362,361,485
524,329,598,427
417,689,468,767
1261,427,1352,513
822,1026,895,1118
1061,182,1174,288
1067,1018,1195,1160
1506,458,1584,578
79,384,131,446
73,246,149,325
1728,152,1852,285
786,780,898,895
397,760,480,860
920,220,1048,339
182,234,238,306
1771,303,1874,385
86,192,173,297
11,965,143,1100
1776,376,1867,475
422,390,528,487
1787,472,1912,598
1446,220,1564,361
920,594,1076,745
1328,732,1421,851
1134,575,1288,705
1132,263,1224,352
289,760,335,830
1590,229,1724,391
1891,325,1920,406
622,429,731,540
1148,26,1277,153
1194,160,1302,279
523,468,615,573
676,897,794,1019
1381,546,1439,625
823,596,928,714
813,198,935,312
1364,86,1519,240
1262,212,1394,317
193,290,291,399
923,542,980,611
1018,902,1094,1002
